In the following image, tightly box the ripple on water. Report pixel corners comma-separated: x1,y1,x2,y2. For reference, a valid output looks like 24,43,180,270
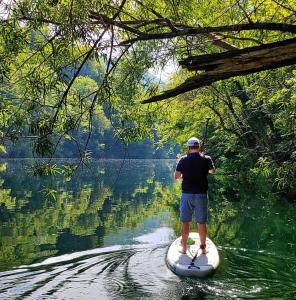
0,244,177,300
207,246,296,299
0,242,296,299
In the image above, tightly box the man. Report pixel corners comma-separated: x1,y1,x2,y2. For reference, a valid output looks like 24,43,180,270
175,137,215,255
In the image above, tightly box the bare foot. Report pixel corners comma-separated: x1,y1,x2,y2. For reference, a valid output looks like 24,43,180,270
178,246,187,254
200,244,207,255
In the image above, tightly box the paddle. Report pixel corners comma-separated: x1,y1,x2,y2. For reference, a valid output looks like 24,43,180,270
189,117,211,266
200,117,211,154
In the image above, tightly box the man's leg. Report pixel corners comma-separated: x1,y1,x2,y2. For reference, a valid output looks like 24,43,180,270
180,193,193,254
198,223,207,254
181,221,190,254
194,194,208,254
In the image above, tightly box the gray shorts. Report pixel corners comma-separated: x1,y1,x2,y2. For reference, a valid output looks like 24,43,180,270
180,193,208,223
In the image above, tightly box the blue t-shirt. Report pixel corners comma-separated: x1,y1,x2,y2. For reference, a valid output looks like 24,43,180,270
176,152,214,194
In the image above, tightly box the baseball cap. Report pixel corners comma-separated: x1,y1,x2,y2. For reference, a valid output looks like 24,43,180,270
187,137,200,147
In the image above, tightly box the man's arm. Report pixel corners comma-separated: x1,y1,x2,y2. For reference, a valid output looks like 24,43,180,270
175,171,182,180
206,155,215,174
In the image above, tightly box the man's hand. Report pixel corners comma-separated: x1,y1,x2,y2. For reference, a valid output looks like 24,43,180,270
175,171,182,180
208,168,215,174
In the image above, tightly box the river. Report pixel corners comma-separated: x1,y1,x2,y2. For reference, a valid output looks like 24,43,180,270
0,159,295,299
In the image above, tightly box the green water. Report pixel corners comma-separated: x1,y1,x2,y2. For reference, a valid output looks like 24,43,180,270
0,159,295,299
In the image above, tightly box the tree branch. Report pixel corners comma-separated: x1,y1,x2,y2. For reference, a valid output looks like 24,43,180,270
270,0,296,14
218,33,263,45
18,16,62,25
89,11,143,35
51,0,128,127
142,37,296,103
119,22,296,45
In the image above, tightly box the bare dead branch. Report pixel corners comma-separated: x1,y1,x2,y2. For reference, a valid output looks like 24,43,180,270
142,37,296,103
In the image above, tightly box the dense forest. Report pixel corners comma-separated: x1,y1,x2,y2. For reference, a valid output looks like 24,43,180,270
0,0,295,197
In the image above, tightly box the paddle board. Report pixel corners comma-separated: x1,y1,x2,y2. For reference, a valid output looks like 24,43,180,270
166,232,219,277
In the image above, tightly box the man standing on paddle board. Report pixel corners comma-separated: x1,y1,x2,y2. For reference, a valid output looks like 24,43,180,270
175,137,215,255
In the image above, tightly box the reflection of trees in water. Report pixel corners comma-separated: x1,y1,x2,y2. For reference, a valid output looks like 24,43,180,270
1,160,296,271
210,175,296,255
0,160,174,270
0,183,112,269
156,173,296,256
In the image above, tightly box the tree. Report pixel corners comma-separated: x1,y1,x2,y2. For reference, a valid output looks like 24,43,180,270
1,1,295,142
89,4,296,103
0,1,295,194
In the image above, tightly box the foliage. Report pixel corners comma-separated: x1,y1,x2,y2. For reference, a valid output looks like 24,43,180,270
0,0,295,193
30,161,61,176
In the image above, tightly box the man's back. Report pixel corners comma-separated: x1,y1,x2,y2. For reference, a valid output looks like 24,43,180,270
176,153,214,194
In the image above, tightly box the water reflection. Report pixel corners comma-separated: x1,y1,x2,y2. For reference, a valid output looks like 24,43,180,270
0,159,175,271
0,159,296,299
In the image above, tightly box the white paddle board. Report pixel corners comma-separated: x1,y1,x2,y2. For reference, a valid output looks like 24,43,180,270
166,232,219,277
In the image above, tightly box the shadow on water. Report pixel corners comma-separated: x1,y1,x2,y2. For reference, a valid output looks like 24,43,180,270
0,159,296,299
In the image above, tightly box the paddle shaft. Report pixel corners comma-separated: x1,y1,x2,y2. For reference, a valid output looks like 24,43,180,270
200,117,211,152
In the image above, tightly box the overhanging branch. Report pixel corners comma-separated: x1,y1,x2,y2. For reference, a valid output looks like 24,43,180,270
89,11,296,48
142,37,296,103
119,22,296,45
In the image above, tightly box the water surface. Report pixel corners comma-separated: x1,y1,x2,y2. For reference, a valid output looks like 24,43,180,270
0,159,295,299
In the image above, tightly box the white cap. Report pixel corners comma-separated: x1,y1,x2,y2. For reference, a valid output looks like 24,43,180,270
187,137,200,147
